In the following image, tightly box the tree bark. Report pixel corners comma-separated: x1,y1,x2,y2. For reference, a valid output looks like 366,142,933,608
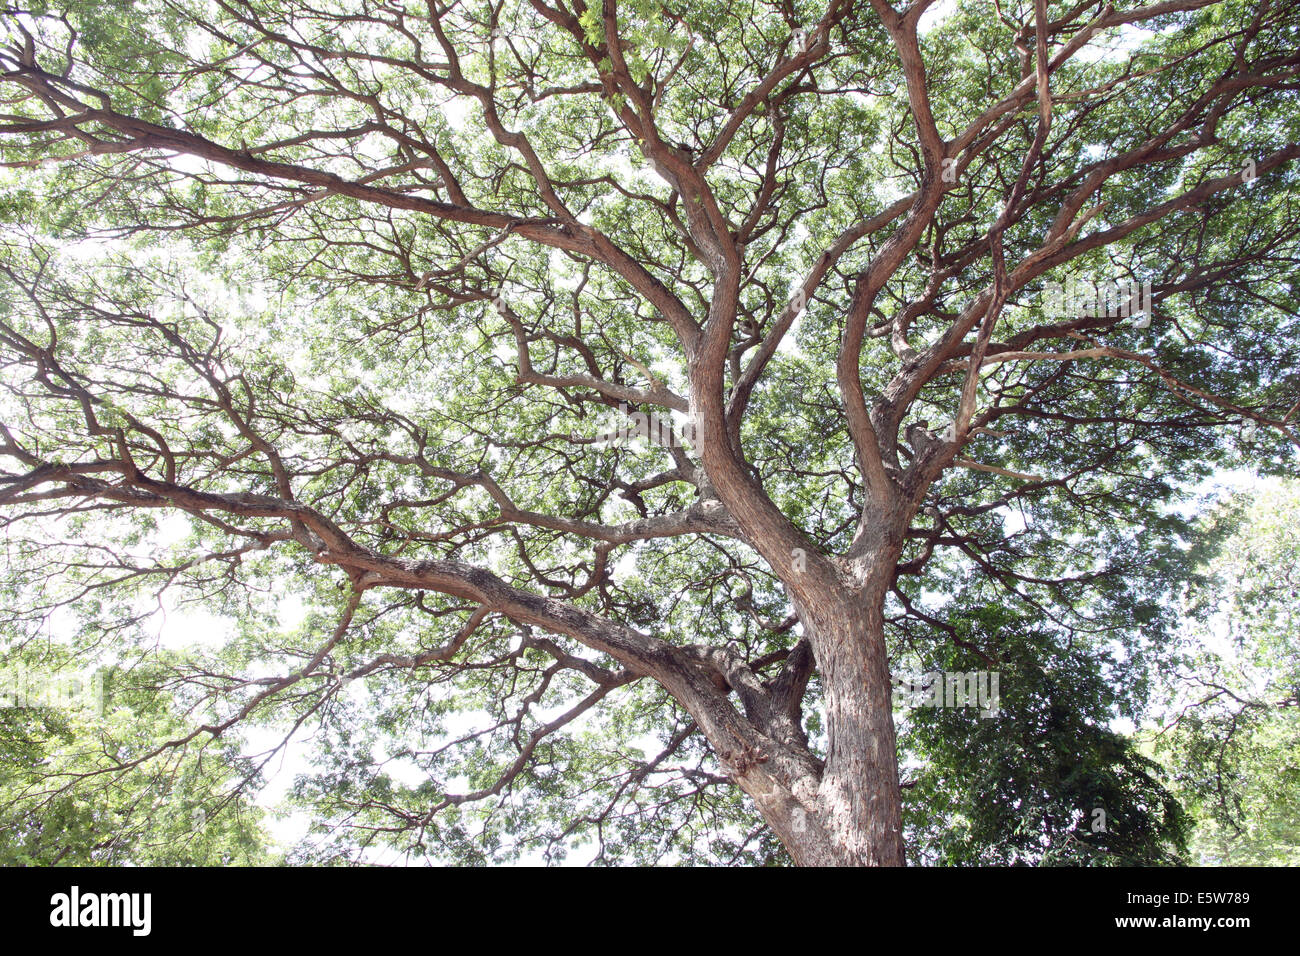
786,584,905,867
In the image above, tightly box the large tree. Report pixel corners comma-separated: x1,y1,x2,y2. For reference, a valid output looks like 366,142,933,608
0,0,1296,866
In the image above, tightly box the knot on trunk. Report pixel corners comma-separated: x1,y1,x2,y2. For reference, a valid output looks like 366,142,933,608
718,744,769,777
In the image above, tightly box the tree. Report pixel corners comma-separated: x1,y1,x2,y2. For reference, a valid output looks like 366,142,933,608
0,0,1296,866
0,648,275,865
901,606,1190,865
1149,480,1300,865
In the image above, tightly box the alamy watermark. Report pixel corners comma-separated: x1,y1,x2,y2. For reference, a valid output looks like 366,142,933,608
581,402,705,449
1041,276,1152,326
892,670,1000,719
0,665,104,714
50,886,151,936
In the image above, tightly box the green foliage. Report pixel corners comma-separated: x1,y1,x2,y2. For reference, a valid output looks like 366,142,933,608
901,608,1189,866
1149,481,1300,865
0,648,276,865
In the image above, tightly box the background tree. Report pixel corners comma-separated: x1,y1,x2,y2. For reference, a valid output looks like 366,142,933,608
0,0,1296,865
1148,480,1300,866
901,605,1191,866
0,648,275,865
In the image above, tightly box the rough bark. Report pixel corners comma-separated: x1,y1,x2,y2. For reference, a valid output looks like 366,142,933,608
803,593,906,866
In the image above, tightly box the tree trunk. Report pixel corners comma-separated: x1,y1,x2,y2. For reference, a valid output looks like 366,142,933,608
684,365,907,865
784,584,905,867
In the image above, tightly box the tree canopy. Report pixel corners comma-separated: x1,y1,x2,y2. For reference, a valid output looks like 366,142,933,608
0,0,1296,865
